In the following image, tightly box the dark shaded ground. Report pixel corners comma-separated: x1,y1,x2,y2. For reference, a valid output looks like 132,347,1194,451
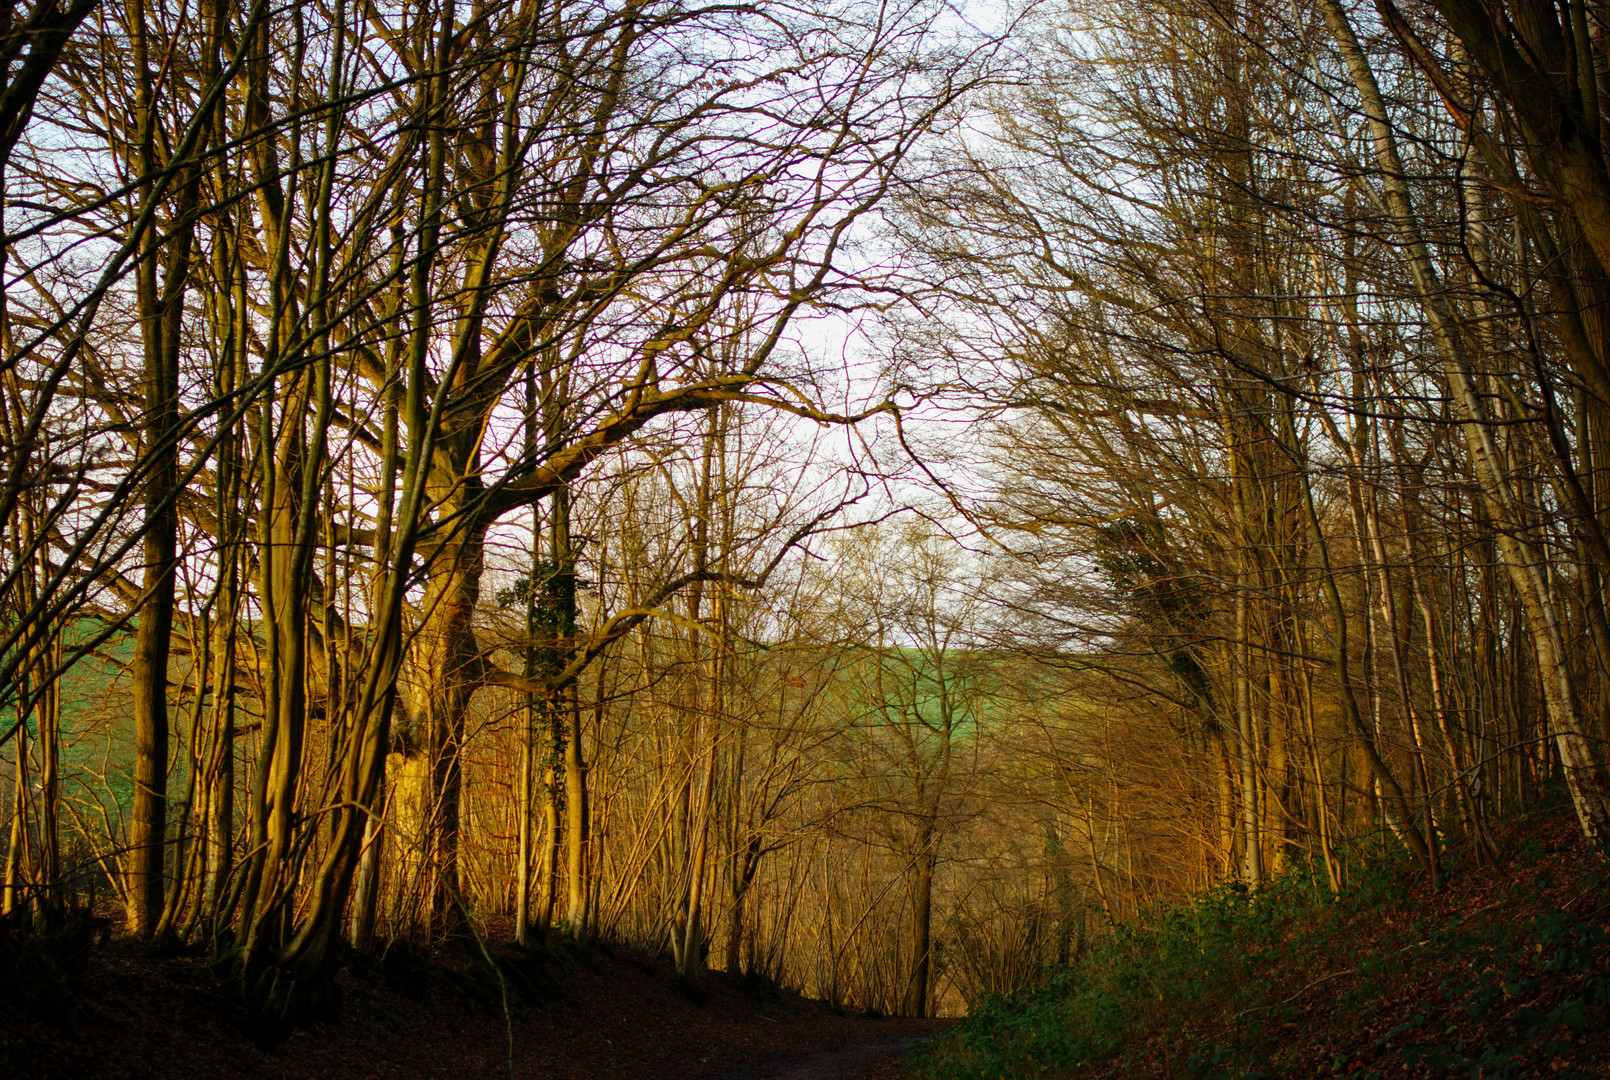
0,935,949,1080
708,1036,937,1080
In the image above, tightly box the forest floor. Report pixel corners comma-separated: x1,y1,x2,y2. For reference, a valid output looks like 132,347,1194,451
0,927,948,1080
911,802,1610,1079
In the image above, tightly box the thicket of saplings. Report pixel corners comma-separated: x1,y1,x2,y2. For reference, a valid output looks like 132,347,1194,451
7,0,1610,1049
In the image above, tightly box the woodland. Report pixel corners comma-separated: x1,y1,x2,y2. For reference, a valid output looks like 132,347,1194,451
4,0,1610,1057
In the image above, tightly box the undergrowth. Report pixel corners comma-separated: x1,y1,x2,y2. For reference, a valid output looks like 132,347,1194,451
912,812,1610,1079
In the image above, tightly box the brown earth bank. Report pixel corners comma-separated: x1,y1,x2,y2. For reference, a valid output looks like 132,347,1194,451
1121,810,1610,1080
0,933,950,1080
911,803,1610,1080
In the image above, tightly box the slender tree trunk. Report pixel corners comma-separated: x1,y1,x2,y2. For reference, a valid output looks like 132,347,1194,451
902,835,936,1018
4,720,28,916
1233,570,1262,886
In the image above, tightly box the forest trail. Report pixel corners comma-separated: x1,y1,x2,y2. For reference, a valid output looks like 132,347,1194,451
0,935,950,1080
704,1035,935,1080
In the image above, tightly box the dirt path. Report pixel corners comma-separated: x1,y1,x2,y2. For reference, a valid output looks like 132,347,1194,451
1,939,950,1080
703,1035,936,1080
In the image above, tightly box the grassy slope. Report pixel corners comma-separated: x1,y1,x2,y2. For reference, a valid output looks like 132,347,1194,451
6,622,138,805
913,806,1610,1080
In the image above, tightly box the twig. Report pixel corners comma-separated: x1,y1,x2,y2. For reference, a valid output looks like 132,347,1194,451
1234,968,1358,1019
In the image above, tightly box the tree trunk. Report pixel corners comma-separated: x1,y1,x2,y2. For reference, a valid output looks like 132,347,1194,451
902,836,936,1018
